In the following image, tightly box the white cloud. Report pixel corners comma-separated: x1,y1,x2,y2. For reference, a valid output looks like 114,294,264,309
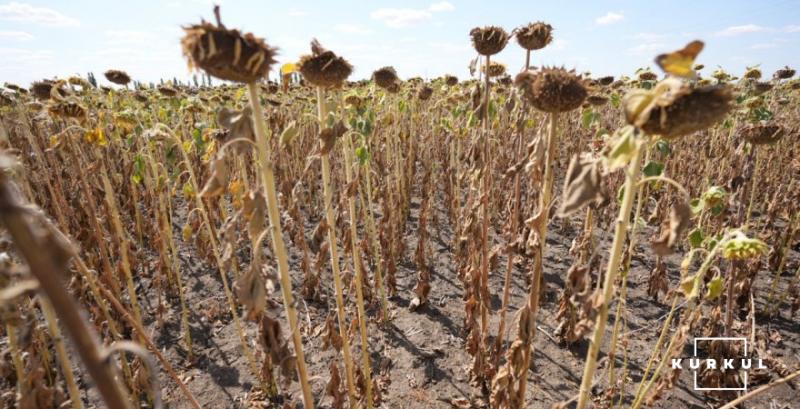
334,24,372,35
104,30,159,46
0,47,53,63
633,32,667,42
288,8,307,17
548,38,568,51
0,30,32,41
596,12,624,26
428,1,455,12
714,24,767,37
371,8,432,28
371,2,453,28
628,43,666,55
428,41,469,53
784,25,800,33
750,43,777,50
0,2,79,27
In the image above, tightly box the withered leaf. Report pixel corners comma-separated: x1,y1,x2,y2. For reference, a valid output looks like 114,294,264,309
199,157,229,198
650,200,692,256
234,264,266,321
217,106,255,152
558,154,602,218
319,120,347,155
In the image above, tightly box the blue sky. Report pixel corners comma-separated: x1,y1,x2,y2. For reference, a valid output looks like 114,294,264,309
1,0,799,87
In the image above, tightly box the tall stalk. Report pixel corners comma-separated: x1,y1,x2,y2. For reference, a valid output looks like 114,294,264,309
576,137,644,409
315,86,358,406
517,111,559,402
0,178,134,409
40,298,85,409
343,128,374,408
246,82,314,408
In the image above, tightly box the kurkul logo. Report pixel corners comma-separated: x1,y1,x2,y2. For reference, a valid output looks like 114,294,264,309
670,337,766,391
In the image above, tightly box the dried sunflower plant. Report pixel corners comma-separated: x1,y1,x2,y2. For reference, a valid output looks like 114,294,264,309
1,5,799,409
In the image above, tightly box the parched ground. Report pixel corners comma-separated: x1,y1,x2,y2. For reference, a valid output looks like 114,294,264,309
73,180,799,409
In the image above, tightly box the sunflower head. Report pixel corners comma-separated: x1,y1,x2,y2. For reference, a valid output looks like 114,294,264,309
482,61,506,77
48,98,87,122
774,66,796,80
31,80,55,100
638,70,658,81
597,75,614,86
740,122,785,145
181,6,277,83
514,22,553,51
751,81,773,95
372,66,399,89
158,85,179,97
587,95,609,106
298,39,353,88
743,66,762,80
469,26,509,56
625,79,733,139
515,67,588,113
104,69,131,86
417,85,433,101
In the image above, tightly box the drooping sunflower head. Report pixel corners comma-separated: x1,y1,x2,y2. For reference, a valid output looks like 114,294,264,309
417,85,433,101
298,39,353,88
515,67,588,113
597,75,615,86
740,122,785,145
104,69,131,86
774,66,796,80
514,22,553,51
625,79,733,139
372,66,399,89
181,6,277,83
469,26,509,56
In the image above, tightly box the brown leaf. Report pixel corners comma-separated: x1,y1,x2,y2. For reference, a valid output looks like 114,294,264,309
216,106,255,152
199,157,229,198
651,200,692,256
558,154,602,218
319,120,347,155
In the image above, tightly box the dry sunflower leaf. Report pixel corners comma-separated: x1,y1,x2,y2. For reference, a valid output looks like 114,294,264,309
650,200,692,256
558,154,602,218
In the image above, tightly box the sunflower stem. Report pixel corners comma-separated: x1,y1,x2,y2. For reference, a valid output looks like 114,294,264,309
576,136,644,409
247,82,315,408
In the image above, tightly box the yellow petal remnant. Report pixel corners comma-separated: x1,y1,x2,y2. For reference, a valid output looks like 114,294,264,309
722,231,768,260
84,127,108,146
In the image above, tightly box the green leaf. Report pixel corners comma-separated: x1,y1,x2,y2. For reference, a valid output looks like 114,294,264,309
604,126,636,170
688,228,704,248
488,99,498,120
642,161,665,177
355,146,369,164
689,198,704,215
681,272,702,300
752,107,773,121
581,109,599,129
655,140,671,156
706,275,724,300
466,111,478,129
610,93,621,108
182,182,195,199
705,233,723,251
